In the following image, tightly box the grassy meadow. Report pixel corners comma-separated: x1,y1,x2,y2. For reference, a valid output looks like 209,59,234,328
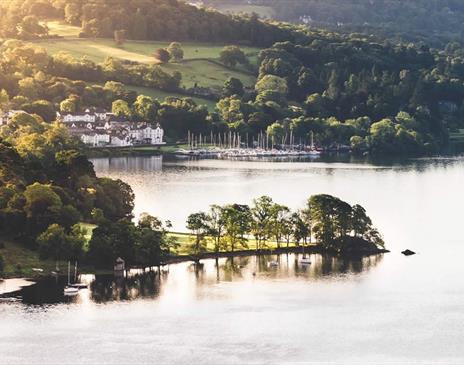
39,21,259,92
0,239,69,278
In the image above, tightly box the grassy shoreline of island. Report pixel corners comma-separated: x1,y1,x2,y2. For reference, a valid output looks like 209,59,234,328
0,233,389,281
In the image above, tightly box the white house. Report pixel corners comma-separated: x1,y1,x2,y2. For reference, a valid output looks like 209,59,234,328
63,113,96,123
129,124,165,145
81,132,110,147
60,108,165,147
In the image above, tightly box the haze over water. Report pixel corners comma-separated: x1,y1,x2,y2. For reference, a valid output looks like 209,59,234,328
2,155,464,364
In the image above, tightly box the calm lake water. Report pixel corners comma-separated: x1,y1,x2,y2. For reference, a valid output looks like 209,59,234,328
2,155,464,364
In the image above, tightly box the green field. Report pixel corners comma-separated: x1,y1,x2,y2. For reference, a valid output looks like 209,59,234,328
35,38,258,89
0,239,69,278
39,21,259,91
46,20,81,37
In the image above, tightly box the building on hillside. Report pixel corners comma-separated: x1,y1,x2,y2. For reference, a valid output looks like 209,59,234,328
129,124,164,145
57,109,165,147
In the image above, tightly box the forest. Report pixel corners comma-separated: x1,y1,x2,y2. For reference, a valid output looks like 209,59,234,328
204,0,464,47
0,0,302,46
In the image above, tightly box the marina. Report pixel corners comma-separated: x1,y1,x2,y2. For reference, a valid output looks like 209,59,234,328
174,131,324,158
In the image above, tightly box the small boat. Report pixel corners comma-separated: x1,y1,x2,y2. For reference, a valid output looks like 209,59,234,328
70,262,88,289
63,262,79,296
299,242,312,265
69,283,88,289
0,297,22,303
64,286,79,296
268,260,279,267
300,257,312,265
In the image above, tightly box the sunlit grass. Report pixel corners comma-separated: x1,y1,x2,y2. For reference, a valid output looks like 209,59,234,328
162,60,256,89
33,34,259,90
46,20,81,37
0,239,68,278
168,232,309,256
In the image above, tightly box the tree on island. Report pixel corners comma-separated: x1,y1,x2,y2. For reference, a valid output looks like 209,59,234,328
186,194,384,257
186,212,209,257
222,204,252,252
250,195,274,251
308,194,384,252
205,205,226,253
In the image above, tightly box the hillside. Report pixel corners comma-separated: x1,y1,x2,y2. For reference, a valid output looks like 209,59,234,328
34,21,259,100
203,0,464,47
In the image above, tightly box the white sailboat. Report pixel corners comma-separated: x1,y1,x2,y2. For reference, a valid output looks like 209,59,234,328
268,260,279,267
299,241,311,265
308,131,321,156
63,262,79,296
70,262,88,289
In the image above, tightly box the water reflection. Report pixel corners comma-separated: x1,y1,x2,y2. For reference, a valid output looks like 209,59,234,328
91,155,163,174
12,253,383,306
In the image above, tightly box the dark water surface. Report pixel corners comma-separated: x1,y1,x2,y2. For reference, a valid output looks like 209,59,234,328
1,155,464,364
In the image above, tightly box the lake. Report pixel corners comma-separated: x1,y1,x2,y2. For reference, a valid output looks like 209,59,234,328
1,155,464,364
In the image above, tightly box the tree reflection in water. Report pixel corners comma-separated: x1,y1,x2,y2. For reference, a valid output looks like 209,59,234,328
90,270,163,303
13,253,384,305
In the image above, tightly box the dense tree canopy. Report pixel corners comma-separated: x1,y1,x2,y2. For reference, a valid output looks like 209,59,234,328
205,0,464,47
0,114,135,251
0,0,302,47
187,194,384,255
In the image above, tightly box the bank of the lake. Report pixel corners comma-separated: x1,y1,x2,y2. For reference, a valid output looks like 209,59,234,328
1,231,387,279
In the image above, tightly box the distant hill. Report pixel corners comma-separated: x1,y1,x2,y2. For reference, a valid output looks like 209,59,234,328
202,0,464,47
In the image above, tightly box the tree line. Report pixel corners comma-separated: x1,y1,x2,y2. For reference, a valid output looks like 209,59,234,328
0,0,303,47
38,193,385,270
186,195,384,257
205,0,464,47
0,112,135,265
